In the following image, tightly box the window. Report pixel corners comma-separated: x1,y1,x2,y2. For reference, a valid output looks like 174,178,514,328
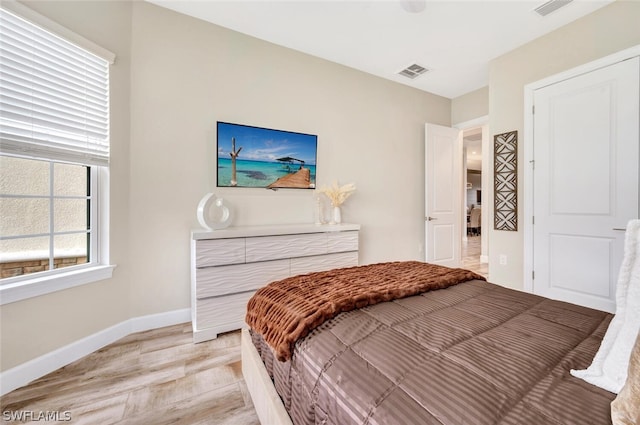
1,157,94,277
0,4,115,304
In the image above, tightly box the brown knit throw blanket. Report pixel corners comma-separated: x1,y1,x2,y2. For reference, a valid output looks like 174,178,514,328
246,261,486,361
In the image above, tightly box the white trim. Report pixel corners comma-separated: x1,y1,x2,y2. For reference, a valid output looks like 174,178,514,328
0,166,113,306
128,308,191,334
0,0,116,64
462,145,469,243
524,85,535,293
97,167,110,266
454,116,490,275
524,44,640,93
0,308,191,396
453,115,489,130
523,44,640,294
0,265,115,305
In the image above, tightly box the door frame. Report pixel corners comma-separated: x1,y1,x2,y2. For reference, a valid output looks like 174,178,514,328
454,116,489,265
523,44,640,293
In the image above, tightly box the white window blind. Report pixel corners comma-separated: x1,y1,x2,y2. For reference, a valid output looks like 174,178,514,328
0,7,110,166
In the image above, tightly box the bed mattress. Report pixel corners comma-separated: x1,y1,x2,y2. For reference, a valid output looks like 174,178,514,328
250,279,616,425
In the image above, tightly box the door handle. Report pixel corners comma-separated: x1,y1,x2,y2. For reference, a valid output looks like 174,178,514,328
426,216,437,221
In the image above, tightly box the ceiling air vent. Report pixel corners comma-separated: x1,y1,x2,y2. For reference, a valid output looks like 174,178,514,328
398,63,428,79
534,0,573,17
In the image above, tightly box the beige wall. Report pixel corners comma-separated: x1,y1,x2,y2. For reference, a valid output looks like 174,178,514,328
126,3,450,317
488,0,640,290
1,1,450,371
451,86,489,125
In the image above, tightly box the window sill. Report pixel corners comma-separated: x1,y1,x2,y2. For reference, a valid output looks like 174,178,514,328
0,265,115,306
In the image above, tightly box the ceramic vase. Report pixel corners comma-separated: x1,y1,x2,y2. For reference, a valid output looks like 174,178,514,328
332,206,342,224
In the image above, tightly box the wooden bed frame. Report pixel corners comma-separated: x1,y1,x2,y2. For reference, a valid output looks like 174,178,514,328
241,329,292,425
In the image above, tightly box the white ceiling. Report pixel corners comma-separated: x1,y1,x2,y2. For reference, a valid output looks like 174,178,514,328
147,0,614,99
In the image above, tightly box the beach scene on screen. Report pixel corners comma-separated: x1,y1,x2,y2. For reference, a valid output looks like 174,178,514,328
217,122,317,189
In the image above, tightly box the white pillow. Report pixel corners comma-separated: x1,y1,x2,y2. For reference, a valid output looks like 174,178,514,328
571,219,640,394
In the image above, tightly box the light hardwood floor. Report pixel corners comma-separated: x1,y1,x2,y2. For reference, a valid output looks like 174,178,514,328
462,235,488,277
2,248,487,425
1,324,259,425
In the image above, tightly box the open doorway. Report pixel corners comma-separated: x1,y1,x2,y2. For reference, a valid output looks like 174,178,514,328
424,118,489,274
461,126,488,277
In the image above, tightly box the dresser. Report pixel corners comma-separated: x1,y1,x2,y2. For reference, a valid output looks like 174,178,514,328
191,223,360,343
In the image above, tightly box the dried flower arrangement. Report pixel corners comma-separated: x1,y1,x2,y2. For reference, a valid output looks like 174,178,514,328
317,181,356,207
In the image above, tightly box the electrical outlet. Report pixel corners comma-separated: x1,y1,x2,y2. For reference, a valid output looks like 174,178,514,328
499,254,507,265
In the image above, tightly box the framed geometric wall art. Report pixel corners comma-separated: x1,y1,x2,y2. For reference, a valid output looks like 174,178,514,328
494,130,518,231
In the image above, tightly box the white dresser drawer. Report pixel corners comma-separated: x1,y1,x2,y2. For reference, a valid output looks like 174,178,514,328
195,238,245,267
290,251,359,275
245,233,327,262
196,259,290,299
327,231,359,253
196,291,254,330
191,223,360,342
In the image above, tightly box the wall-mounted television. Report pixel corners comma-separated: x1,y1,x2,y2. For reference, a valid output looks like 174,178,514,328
216,121,317,189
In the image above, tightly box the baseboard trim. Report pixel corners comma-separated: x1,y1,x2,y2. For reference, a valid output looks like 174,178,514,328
0,308,191,396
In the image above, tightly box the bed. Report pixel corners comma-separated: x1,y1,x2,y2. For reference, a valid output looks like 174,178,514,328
240,259,635,425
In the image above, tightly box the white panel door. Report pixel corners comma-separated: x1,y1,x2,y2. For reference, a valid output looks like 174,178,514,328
533,57,639,313
425,123,462,267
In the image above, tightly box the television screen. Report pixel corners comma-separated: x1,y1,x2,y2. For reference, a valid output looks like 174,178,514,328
216,121,317,189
